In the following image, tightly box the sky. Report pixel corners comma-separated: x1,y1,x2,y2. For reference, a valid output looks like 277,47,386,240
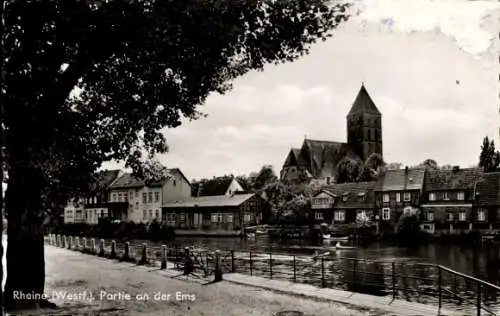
99,0,500,182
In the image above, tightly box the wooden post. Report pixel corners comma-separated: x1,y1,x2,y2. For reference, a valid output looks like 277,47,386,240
231,250,235,273
110,240,117,259
63,235,67,248
138,243,147,265
183,247,193,275
83,237,87,252
161,245,167,270
249,252,253,276
99,239,105,257
91,238,96,254
122,242,130,261
68,236,73,249
75,236,80,249
214,250,222,282
58,235,62,247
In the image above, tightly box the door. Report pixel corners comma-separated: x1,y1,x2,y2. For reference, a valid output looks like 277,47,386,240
193,213,199,227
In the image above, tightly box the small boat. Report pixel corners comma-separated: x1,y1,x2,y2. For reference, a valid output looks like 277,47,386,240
246,233,256,239
255,230,266,235
333,242,356,250
322,234,331,240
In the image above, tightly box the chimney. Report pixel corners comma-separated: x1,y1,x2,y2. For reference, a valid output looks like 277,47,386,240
405,166,409,173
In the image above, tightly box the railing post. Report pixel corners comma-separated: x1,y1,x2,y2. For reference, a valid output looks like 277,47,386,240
438,267,442,311
161,245,167,269
321,258,325,288
99,239,105,257
293,255,297,283
174,245,179,269
91,238,96,254
249,252,253,276
122,242,130,261
58,235,62,247
110,240,117,259
353,259,357,289
392,262,396,299
477,281,481,316
214,250,222,282
138,243,147,265
68,236,73,249
269,253,273,279
75,237,80,250
231,250,235,273
183,247,193,275
83,237,88,252
63,235,67,248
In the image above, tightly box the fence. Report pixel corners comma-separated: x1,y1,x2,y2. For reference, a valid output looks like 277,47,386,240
46,234,500,315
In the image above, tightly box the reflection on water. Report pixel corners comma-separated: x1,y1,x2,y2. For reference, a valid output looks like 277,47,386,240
174,236,500,283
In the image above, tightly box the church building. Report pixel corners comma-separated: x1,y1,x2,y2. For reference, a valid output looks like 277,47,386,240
280,84,383,183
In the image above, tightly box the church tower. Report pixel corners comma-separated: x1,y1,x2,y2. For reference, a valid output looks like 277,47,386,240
346,84,383,162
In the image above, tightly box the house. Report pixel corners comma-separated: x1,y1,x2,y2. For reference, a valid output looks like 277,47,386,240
162,193,265,233
63,169,122,224
108,168,191,223
310,190,337,229
475,172,500,231
420,167,483,234
193,176,245,197
322,181,377,227
374,167,426,230
280,84,383,183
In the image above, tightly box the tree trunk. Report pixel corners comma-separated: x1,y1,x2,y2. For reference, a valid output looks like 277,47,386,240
3,166,46,310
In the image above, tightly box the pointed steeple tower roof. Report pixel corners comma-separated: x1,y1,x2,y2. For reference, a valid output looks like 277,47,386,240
347,83,381,116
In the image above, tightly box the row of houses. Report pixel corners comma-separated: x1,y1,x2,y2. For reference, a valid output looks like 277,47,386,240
63,168,265,233
311,166,500,234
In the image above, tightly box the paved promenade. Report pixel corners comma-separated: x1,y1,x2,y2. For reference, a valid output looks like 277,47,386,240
9,245,464,315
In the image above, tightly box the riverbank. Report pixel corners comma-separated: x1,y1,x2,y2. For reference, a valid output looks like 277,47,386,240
9,244,464,315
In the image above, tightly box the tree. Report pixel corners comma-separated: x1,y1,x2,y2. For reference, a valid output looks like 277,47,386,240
336,157,362,183
360,153,385,181
386,162,403,170
479,136,500,173
253,165,278,190
419,159,438,170
0,0,350,309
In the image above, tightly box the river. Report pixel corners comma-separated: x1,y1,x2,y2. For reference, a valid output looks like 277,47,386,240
173,235,500,283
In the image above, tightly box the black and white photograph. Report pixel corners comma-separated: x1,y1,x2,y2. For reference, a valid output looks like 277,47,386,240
0,0,499,315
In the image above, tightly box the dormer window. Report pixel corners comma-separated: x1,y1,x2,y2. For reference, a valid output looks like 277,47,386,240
403,192,411,202
342,193,348,202
358,192,365,201
429,192,436,201
457,192,465,201
383,193,390,203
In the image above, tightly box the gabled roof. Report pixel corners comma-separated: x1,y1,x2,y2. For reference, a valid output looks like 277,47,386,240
475,172,500,206
424,168,483,192
302,139,359,176
375,167,426,191
283,148,305,167
347,84,381,116
163,193,255,208
322,181,377,208
110,173,162,189
197,177,243,197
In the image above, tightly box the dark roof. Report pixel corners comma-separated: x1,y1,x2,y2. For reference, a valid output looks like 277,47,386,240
198,177,243,197
424,168,483,191
283,148,306,167
475,172,500,206
347,84,381,116
163,193,255,208
375,167,426,191
110,168,188,189
303,139,359,178
322,181,377,208
97,169,121,188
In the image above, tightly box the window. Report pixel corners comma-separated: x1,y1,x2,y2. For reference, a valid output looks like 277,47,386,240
457,192,465,201
129,192,133,200
427,211,434,221
218,213,224,223
118,194,122,202
142,193,147,204
149,210,153,219
155,210,159,218
211,214,218,223
135,191,139,198
358,193,365,201
459,211,466,221
167,213,176,221
291,167,296,172
243,214,251,223
396,193,401,202
143,210,147,220
315,212,324,220
403,207,411,215
334,210,345,221
403,192,411,202
148,192,153,203
429,193,436,201
382,208,391,220
447,213,454,221
383,194,390,203
227,214,233,223
93,197,97,204
477,209,486,221
179,213,185,221
154,192,159,203
124,194,128,202
443,192,450,200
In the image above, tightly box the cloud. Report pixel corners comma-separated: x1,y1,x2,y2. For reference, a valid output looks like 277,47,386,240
353,0,500,55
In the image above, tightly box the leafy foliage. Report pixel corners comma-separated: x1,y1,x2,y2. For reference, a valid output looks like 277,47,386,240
419,159,439,170
336,153,384,184
252,165,278,190
479,136,500,173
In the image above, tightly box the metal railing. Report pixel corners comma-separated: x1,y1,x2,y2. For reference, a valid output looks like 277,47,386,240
45,235,500,315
